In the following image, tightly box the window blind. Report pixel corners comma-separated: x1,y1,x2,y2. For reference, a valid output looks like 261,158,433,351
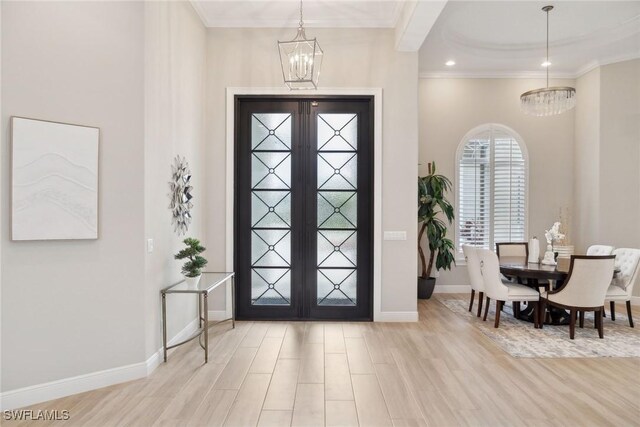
457,126,526,253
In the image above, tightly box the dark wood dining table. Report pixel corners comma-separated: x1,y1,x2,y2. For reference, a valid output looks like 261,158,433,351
499,257,572,325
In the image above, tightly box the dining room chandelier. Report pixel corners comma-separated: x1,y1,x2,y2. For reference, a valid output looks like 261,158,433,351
520,5,576,116
278,0,323,89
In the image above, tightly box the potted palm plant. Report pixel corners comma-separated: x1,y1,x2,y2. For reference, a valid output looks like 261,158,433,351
418,162,455,299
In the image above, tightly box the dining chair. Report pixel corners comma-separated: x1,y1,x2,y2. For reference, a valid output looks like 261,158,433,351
586,245,615,256
604,248,639,328
539,255,615,339
462,245,484,317
477,248,540,328
496,242,529,259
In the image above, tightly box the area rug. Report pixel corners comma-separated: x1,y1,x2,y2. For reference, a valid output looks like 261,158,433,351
437,297,640,358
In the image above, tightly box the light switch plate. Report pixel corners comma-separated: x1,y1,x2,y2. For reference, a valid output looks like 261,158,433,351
383,231,407,241
147,238,154,253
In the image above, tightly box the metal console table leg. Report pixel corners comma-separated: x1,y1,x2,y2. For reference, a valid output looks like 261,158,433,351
162,292,167,362
203,292,209,362
161,272,235,363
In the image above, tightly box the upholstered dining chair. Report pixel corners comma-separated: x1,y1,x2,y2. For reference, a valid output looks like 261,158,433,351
496,242,529,259
605,248,640,328
495,242,529,289
462,245,484,317
586,245,615,256
477,248,540,328
539,255,615,339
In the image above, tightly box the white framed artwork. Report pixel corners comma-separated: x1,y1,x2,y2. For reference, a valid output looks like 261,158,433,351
11,117,99,240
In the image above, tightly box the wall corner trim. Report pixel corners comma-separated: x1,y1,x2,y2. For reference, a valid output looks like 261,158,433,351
0,318,200,411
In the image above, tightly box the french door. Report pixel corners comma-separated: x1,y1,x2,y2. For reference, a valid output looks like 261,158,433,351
235,96,373,320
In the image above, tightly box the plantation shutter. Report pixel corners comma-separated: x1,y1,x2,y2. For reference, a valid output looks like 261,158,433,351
458,132,491,250
457,125,527,254
493,131,526,244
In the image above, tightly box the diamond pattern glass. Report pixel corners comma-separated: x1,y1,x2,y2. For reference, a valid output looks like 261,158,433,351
252,114,291,150
317,269,357,306
252,268,291,305
251,114,292,306
316,114,358,306
251,191,291,228
252,152,291,189
318,114,357,151
251,229,291,267
317,192,357,229
318,153,357,190
318,230,357,268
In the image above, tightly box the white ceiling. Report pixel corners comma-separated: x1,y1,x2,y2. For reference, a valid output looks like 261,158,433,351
191,0,405,28
419,1,640,78
191,1,640,77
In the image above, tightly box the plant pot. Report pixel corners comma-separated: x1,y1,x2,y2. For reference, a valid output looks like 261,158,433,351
418,277,436,299
184,274,202,288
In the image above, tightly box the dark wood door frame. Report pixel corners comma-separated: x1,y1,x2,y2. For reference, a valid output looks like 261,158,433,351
234,95,374,321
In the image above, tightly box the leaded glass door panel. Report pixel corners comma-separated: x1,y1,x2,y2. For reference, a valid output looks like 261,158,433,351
236,97,372,320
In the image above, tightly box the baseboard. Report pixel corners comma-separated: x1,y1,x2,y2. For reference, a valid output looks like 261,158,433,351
434,285,471,293
0,317,200,411
208,310,230,321
376,311,419,322
0,359,148,411
145,317,200,376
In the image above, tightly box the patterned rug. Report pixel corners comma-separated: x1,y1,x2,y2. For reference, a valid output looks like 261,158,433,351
437,297,640,358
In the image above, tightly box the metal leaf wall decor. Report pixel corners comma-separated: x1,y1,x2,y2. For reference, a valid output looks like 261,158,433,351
169,155,193,235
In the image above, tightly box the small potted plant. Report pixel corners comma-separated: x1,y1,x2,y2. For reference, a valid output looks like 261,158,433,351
418,162,455,299
175,237,208,287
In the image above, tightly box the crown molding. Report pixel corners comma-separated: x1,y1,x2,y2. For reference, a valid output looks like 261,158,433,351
193,19,397,29
574,52,640,78
189,0,399,29
420,54,640,80
189,0,211,28
419,71,576,79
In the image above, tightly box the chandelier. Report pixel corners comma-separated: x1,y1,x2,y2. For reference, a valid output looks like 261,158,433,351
278,0,323,89
520,5,576,116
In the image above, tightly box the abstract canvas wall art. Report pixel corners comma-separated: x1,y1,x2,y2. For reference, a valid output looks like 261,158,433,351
11,117,99,240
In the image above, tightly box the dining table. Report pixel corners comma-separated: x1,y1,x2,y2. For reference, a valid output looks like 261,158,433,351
499,256,572,325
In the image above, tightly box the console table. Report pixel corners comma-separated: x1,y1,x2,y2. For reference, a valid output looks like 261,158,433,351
161,272,235,363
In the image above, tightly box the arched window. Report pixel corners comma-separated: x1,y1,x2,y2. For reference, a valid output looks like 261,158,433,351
456,124,528,254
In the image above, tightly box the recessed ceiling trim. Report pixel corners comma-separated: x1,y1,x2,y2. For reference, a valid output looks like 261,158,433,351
419,71,577,79
419,53,640,80
441,14,640,54
420,2,640,78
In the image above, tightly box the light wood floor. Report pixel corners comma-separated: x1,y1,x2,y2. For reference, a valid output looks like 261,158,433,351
5,296,640,427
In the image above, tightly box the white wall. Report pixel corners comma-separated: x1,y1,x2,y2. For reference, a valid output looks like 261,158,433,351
574,67,601,252
419,78,576,287
205,28,419,315
1,1,146,392
143,1,207,359
574,59,640,296
598,60,640,252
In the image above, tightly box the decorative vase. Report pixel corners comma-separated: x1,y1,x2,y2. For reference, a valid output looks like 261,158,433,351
418,277,436,299
184,274,201,288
